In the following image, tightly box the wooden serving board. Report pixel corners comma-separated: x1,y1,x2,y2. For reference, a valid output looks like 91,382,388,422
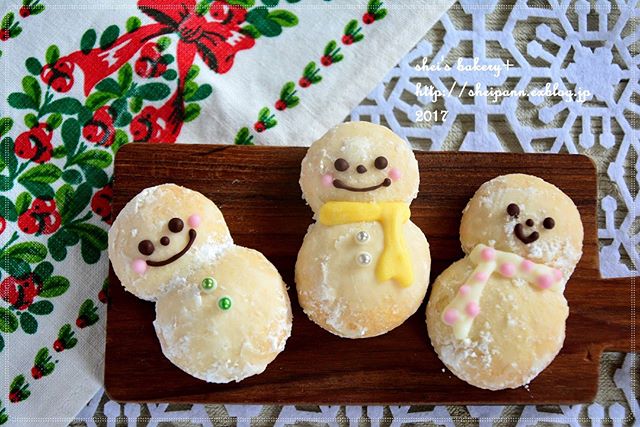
105,144,635,404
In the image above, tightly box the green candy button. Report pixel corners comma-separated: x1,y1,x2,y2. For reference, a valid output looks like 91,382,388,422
218,296,232,311
201,277,217,291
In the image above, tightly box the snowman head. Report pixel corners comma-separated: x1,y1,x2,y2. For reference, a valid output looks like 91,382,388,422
108,184,232,300
300,122,420,213
460,174,583,273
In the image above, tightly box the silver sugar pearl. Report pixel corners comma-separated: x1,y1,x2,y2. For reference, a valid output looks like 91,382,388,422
355,231,370,244
357,252,372,266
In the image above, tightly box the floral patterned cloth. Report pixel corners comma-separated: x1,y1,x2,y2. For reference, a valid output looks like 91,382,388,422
0,0,455,425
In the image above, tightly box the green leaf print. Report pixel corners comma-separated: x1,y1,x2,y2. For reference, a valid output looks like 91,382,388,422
41,98,82,115
95,78,121,96
48,229,80,262
25,57,43,75
28,301,54,315
21,76,41,108
8,92,37,110
61,117,80,156
99,25,120,49
2,242,47,263
132,83,171,101
118,63,133,93
269,10,298,27
0,196,17,221
0,308,19,333
15,192,32,215
45,45,59,65
39,276,70,298
80,29,97,54
19,312,37,334
32,261,53,282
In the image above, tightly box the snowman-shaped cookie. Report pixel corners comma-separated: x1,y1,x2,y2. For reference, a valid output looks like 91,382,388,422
426,174,583,390
296,122,431,338
109,184,292,383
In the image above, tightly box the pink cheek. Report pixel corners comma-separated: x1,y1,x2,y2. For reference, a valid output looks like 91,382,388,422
388,168,402,181
131,259,147,275
321,173,333,187
188,214,201,228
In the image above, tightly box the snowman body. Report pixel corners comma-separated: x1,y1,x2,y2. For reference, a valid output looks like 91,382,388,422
297,220,429,338
155,246,292,383
427,256,568,390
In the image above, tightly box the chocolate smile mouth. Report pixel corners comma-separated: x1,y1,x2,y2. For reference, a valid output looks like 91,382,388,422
146,229,197,267
514,223,539,244
333,178,392,192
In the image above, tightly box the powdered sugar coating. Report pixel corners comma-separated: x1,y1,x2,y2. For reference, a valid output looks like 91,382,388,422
108,184,292,383
296,122,430,338
426,174,582,390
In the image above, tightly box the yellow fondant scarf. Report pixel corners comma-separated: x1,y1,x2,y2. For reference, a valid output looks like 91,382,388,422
319,201,413,287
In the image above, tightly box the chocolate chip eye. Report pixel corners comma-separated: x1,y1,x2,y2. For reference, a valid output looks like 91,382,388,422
506,203,520,217
334,158,349,171
138,240,154,256
374,156,388,170
168,218,184,233
526,219,534,227
543,217,555,229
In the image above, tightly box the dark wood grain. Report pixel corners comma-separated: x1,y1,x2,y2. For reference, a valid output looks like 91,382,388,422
104,143,636,404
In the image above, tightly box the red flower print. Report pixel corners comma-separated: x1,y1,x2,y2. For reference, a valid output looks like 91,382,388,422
63,0,254,92
91,183,113,224
14,123,53,163
83,106,116,147
40,60,75,93
128,91,185,143
363,12,375,24
19,6,31,18
1,275,41,310
320,55,333,66
31,366,43,379
18,211,39,234
31,198,55,213
18,198,61,235
135,43,168,78
0,29,10,41
254,121,266,133
210,1,247,23
130,106,164,143
299,77,311,88
98,289,108,304
0,217,5,235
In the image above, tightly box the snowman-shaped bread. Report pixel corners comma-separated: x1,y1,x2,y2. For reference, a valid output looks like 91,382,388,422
426,174,583,390
296,122,431,338
108,184,292,383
